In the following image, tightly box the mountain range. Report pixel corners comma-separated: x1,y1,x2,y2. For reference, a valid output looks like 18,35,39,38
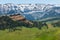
0,3,60,21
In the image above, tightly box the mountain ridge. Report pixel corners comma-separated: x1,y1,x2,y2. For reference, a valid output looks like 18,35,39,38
0,3,60,21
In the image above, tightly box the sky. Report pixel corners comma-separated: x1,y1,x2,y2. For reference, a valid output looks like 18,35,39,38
0,0,60,4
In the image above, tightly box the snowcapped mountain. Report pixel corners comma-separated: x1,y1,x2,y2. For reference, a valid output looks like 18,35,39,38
0,3,60,21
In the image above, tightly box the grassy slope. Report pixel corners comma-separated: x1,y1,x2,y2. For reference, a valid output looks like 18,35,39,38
0,27,60,40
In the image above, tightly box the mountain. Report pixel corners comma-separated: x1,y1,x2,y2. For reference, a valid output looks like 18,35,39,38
23,6,60,21
0,3,60,21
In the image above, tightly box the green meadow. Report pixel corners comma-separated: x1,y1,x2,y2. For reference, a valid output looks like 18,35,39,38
0,27,60,40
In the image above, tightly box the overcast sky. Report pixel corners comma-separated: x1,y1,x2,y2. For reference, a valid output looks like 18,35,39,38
0,0,60,4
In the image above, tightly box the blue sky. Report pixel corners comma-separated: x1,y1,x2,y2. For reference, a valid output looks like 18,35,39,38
0,0,60,4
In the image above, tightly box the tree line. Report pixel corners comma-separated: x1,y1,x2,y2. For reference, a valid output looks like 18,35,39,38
0,16,60,32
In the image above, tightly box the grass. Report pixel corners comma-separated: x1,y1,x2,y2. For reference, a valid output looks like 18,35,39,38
0,27,60,40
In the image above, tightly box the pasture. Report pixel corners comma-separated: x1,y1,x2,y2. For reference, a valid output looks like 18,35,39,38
0,27,60,40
